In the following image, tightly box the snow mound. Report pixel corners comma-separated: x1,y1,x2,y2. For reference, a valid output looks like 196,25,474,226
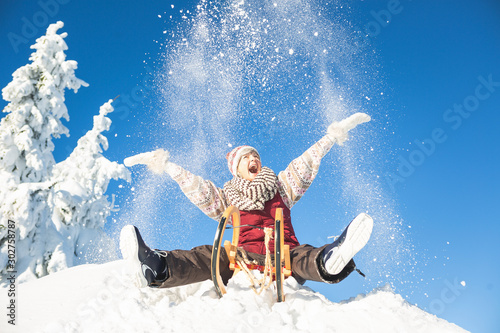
7,260,468,333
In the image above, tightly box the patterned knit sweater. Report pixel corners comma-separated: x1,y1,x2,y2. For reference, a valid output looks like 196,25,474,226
166,134,336,221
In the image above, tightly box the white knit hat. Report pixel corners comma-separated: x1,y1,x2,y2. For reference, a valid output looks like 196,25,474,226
226,145,260,177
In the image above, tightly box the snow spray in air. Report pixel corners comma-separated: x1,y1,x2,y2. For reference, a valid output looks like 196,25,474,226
122,0,420,294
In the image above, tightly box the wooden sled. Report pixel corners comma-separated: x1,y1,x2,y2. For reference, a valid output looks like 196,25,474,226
211,205,292,302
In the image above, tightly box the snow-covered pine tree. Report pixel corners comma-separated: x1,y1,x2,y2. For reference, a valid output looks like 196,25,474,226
51,100,130,266
0,21,87,182
0,21,129,283
0,21,85,282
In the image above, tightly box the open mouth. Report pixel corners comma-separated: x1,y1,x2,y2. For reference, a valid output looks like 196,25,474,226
249,165,259,174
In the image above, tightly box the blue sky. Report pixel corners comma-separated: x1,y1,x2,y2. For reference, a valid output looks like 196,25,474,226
1,1,500,332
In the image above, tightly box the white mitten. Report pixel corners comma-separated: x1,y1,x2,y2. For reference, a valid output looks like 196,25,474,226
124,149,170,174
327,113,371,145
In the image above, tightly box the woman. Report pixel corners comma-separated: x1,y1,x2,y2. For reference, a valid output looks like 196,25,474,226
120,113,373,289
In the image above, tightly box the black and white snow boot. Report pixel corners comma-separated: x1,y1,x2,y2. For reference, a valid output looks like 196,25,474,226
120,225,169,288
322,213,373,275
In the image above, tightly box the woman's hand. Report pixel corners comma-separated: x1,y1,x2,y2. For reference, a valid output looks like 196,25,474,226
327,113,371,145
124,149,170,174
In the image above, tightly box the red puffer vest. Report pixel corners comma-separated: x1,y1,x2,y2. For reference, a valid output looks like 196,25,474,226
238,192,300,255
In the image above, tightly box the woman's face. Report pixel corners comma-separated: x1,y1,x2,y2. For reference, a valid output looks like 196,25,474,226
237,152,262,181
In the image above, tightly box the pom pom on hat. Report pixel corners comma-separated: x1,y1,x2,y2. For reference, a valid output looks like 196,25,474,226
226,145,260,177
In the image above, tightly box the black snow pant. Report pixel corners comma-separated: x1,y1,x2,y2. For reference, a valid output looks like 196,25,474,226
157,243,356,289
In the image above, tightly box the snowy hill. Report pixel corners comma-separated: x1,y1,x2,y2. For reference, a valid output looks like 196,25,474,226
3,260,468,333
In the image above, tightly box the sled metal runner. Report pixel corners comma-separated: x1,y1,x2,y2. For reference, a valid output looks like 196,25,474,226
211,205,291,302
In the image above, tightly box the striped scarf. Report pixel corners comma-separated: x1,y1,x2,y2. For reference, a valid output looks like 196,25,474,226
223,167,278,211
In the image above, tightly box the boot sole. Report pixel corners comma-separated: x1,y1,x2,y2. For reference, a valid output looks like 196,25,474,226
120,225,148,288
325,213,373,275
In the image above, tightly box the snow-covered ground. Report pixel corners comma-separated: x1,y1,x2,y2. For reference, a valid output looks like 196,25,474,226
1,260,468,333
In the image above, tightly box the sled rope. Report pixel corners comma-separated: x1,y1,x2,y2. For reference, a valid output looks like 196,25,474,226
235,227,274,295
